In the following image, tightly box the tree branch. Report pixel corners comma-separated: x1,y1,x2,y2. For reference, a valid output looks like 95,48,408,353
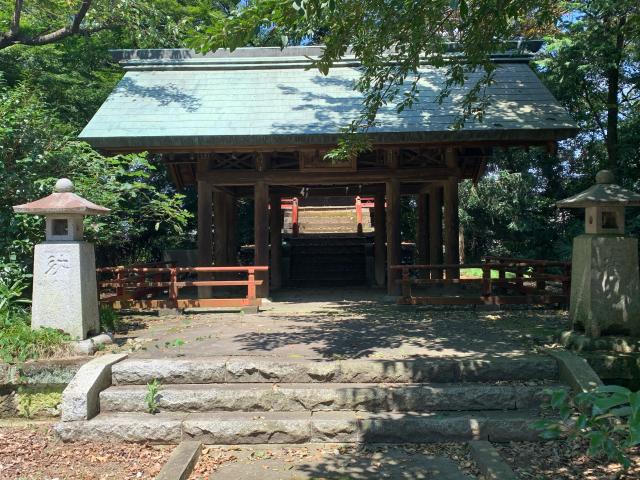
0,0,96,50
10,0,23,36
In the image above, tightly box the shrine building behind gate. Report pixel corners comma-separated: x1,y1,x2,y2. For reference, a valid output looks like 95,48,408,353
80,45,577,296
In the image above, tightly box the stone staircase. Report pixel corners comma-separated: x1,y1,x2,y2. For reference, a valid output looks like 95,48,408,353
288,236,371,287
56,355,565,444
290,206,373,234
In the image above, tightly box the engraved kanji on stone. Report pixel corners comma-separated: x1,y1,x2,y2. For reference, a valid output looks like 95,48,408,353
45,254,70,275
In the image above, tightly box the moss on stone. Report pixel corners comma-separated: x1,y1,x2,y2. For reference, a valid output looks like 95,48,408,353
17,386,64,418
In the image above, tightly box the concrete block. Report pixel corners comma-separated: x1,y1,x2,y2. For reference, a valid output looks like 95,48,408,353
32,241,100,339
60,353,127,422
468,441,517,480
544,349,603,393
156,441,202,480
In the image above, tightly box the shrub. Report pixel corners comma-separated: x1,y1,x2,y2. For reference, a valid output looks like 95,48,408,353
534,386,640,469
99,305,121,332
0,269,70,363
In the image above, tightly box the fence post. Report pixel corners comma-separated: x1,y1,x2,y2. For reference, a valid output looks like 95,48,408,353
169,267,178,309
355,196,363,234
482,265,491,298
401,267,411,299
515,265,525,293
116,269,124,298
248,268,256,300
535,265,546,291
292,197,299,236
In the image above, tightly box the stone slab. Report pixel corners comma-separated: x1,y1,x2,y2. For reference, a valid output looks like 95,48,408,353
0,358,86,386
458,356,558,382
157,440,202,480
544,349,603,393
55,412,185,443
54,409,543,444
210,446,471,479
468,441,517,479
183,411,312,444
112,358,228,385
110,356,559,385
559,331,640,353
99,383,549,414
60,353,127,422
581,352,640,384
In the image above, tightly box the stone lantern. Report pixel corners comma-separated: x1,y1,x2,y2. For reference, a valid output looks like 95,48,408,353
13,178,110,339
557,170,640,338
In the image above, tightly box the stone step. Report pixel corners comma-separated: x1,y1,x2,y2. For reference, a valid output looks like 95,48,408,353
100,383,551,414
55,410,543,444
111,356,559,385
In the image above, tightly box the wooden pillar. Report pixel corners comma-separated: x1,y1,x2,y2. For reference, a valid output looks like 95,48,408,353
428,185,443,279
254,181,269,297
443,147,460,279
416,192,429,266
270,193,283,290
213,190,228,267
226,194,238,265
374,192,386,287
197,180,213,297
386,179,401,295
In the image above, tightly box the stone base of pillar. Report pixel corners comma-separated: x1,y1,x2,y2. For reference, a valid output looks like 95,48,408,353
32,242,100,340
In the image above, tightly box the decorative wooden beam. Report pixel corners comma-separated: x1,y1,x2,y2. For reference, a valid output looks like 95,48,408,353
386,179,401,295
200,167,460,186
196,180,213,297
417,192,429,267
269,193,283,290
443,147,460,279
374,192,386,287
254,181,270,296
428,185,444,279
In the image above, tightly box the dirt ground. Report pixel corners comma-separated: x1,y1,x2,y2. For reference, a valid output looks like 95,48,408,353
494,439,640,479
105,288,569,360
2,422,640,479
0,422,174,480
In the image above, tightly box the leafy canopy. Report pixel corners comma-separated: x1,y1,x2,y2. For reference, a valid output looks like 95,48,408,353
191,0,560,156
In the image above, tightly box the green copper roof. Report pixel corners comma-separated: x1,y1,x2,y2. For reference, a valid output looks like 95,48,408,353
80,47,577,150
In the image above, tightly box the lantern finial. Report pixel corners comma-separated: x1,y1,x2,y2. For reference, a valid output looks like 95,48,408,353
54,178,74,193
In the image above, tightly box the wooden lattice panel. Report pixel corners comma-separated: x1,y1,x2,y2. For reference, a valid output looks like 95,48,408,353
211,153,256,170
357,150,387,169
299,149,356,172
270,152,300,170
399,148,445,168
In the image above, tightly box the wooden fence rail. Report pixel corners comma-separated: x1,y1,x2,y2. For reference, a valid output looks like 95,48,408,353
97,265,269,311
390,257,571,306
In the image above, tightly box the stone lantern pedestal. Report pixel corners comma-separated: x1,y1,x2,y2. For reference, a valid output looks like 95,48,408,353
13,179,110,339
557,170,640,338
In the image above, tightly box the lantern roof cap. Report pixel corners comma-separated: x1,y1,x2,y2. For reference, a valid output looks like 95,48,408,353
12,178,110,215
556,170,640,209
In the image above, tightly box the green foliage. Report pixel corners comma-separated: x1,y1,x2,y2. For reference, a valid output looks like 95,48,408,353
0,45,192,271
534,385,640,469
191,0,560,151
17,387,63,419
0,267,70,363
145,379,161,414
99,305,121,333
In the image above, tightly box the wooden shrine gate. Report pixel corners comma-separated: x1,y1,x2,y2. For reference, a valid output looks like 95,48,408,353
391,257,571,306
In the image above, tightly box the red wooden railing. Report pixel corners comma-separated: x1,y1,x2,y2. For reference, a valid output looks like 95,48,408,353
97,265,269,311
390,257,571,306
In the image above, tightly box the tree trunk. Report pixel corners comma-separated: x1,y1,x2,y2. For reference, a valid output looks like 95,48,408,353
606,16,626,173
